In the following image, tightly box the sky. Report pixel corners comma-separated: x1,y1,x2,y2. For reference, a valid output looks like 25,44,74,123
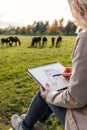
0,0,73,28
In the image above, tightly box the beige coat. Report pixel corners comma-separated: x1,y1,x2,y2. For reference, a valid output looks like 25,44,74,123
46,30,87,130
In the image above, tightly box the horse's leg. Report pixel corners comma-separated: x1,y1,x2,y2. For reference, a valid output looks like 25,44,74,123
35,42,37,47
9,42,13,47
42,42,44,47
56,41,58,47
6,42,8,47
33,41,35,47
39,41,41,47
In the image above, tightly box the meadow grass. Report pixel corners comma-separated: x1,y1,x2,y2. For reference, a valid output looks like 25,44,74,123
0,35,76,130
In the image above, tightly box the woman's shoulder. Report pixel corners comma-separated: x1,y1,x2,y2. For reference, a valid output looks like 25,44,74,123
77,30,87,38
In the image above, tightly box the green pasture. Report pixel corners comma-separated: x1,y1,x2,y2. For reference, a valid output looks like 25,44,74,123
0,35,76,130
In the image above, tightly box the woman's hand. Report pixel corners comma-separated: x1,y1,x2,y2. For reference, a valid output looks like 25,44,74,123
40,83,51,99
62,67,72,80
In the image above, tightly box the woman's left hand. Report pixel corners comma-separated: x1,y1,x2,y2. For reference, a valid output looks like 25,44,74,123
40,83,51,99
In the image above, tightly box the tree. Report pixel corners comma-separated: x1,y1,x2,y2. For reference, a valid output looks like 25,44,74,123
26,25,33,34
0,28,3,34
58,18,65,33
32,21,47,35
0,19,77,35
16,27,22,34
21,27,27,34
50,20,60,34
45,21,50,34
64,20,77,35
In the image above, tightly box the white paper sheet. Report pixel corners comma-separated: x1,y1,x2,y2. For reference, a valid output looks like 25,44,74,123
28,62,69,91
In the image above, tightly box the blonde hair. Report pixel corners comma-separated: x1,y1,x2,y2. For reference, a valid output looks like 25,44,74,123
68,0,87,29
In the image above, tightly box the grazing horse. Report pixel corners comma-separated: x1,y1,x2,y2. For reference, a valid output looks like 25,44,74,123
31,36,41,47
56,36,62,47
1,38,10,46
51,37,56,46
9,36,21,47
42,37,47,47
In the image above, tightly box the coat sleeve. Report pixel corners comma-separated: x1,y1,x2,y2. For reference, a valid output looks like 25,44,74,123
46,32,87,109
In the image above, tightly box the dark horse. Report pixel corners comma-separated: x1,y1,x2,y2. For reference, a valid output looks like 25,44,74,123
56,36,62,47
42,37,48,47
9,36,21,47
31,36,41,47
1,38,10,46
51,37,56,46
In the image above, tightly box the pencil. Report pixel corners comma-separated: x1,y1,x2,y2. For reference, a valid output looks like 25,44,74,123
53,74,62,77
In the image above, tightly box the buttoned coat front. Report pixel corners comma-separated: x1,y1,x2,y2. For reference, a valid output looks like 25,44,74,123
46,30,87,130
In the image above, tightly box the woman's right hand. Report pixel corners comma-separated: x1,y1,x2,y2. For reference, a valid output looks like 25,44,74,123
62,67,72,80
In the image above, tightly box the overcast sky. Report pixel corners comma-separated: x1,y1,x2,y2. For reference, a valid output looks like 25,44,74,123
0,0,73,28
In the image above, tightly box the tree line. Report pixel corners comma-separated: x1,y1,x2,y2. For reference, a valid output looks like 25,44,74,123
0,19,77,35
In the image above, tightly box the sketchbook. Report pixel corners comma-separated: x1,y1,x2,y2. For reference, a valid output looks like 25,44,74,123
27,62,69,91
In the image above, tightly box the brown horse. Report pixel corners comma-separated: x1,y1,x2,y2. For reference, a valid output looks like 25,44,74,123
51,37,56,46
56,36,62,47
42,37,47,47
1,38,10,46
31,36,42,47
8,36,21,47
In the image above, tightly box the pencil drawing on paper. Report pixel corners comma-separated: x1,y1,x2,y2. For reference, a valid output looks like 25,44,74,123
44,69,63,86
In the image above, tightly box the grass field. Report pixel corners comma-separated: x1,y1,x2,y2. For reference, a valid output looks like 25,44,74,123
0,35,76,130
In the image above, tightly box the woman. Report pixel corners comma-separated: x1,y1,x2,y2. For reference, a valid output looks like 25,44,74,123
11,0,87,130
